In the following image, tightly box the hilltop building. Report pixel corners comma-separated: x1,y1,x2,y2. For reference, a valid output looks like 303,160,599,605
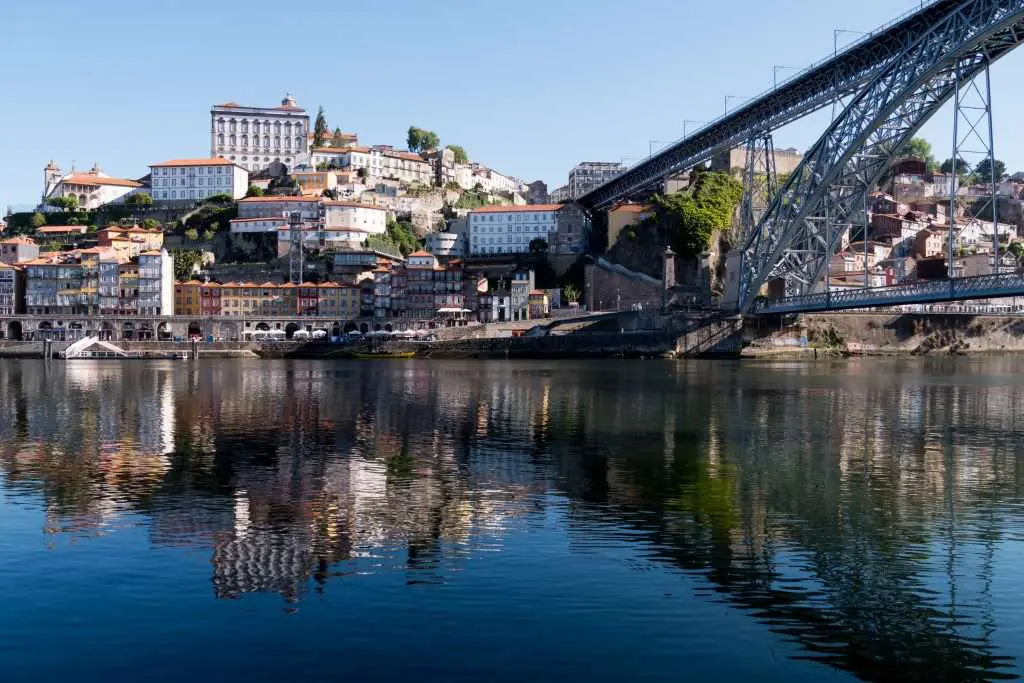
210,94,310,173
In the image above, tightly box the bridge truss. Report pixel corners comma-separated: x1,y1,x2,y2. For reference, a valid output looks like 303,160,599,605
737,0,1024,313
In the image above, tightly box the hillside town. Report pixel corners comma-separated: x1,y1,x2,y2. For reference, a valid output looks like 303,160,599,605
1,94,1023,342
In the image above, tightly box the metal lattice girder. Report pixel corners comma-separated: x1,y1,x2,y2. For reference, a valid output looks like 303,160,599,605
577,1,967,212
739,0,1024,312
740,134,778,244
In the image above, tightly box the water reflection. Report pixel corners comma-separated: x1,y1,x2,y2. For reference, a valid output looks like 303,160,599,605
1,358,1024,680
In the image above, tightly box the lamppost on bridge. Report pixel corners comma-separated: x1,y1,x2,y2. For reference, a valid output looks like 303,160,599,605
724,95,747,115
683,120,703,138
773,65,798,89
833,28,869,57
649,140,670,159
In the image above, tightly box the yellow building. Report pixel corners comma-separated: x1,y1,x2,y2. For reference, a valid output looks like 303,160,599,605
607,203,653,247
174,281,202,316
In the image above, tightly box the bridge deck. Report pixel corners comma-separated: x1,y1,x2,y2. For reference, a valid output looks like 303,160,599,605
754,273,1024,315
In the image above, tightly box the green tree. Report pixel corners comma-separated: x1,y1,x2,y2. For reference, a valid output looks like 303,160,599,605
201,229,216,241
47,195,78,211
141,218,162,230
205,193,234,204
331,127,347,148
407,126,440,152
385,217,420,256
529,237,549,255
172,249,203,279
245,185,264,197
644,171,742,259
940,156,969,175
446,144,468,164
562,283,580,304
975,157,1007,185
125,192,153,206
313,106,329,148
31,212,45,229
902,137,936,171
184,227,199,241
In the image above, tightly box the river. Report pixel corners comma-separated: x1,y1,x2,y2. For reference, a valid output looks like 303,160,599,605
1,358,1023,682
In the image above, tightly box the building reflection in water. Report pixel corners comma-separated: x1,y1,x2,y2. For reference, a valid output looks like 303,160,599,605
1,358,1024,679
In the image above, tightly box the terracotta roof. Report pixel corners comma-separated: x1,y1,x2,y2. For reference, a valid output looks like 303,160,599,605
36,225,84,234
0,263,21,270
611,203,651,213
239,195,318,203
150,157,236,167
529,289,547,296
61,174,142,188
323,200,385,210
470,204,563,213
0,236,37,245
408,250,432,257
318,281,339,288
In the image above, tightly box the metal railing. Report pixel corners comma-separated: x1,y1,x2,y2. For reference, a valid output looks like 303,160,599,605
755,272,1024,314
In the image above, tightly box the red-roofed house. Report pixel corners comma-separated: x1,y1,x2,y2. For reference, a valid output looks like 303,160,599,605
42,161,144,210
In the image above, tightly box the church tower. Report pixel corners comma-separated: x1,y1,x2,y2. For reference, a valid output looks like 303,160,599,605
43,160,62,199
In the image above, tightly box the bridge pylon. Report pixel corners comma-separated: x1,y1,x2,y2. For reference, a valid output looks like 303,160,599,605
740,133,778,245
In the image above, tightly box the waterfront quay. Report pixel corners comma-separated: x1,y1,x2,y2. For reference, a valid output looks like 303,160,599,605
0,313,449,342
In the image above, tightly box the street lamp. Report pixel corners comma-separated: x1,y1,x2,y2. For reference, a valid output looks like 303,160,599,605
773,65,798,89
724,95,746,115
649,140,670,158
833,29,869,56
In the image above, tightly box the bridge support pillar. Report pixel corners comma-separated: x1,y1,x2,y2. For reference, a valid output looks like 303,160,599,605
740,133,778,245
949,57,999,278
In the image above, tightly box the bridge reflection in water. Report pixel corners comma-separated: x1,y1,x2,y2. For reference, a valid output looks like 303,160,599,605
0,359,1022,681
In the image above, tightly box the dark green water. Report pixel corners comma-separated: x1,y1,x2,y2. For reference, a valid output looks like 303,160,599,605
2,358,1024,682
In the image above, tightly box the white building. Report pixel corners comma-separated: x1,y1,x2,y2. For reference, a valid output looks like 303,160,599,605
210,94,310,173
568,162,625,200
425,231,464,258
42,161,142,210
149,158,249,202
549,185,570,203
455,163,520,194
468,205,562,256
137,249,174,316
312,146,432,185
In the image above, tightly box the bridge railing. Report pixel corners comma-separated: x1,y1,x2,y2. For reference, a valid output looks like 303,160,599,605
755,272,1024,314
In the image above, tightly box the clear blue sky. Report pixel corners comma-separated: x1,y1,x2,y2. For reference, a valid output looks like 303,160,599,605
4,0,1024,212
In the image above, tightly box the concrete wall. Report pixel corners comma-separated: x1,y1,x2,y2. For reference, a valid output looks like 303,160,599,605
584,261,662,312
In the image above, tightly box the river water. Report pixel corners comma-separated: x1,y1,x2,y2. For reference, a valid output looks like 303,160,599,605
2,358,1024,681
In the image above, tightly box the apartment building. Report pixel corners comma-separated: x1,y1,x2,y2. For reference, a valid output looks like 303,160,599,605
0,263,25,316
467,204,562,256
211,94,310,172
0,236,40,265
150,158,249,202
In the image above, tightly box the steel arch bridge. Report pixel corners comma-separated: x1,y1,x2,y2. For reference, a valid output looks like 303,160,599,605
577,0,1024,316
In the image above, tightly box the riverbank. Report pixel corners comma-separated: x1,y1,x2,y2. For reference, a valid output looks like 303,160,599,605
744,313,1024,357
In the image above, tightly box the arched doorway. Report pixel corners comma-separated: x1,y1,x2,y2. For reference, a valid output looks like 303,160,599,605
343,322,358,333
331,323,341,339
285,322,299,339
138,325,154,341
157,322,171,341
187,321,202,340
255,322,270,331
373,323,382,332
384,323,393,332
5,320,22,341
99,322,114,341
69,321,85,340
359,323,369,334
122,321,135,340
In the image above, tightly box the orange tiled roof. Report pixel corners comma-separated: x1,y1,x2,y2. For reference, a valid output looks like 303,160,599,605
61,174,142,188
408,250,432,257
239,195,318,203
36,225,83,234
611,203,652,213
151,157,237,167
469,203,563,213
0,236,36,245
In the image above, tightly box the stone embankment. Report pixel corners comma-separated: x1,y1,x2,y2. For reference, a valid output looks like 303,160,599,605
744,313,1024,357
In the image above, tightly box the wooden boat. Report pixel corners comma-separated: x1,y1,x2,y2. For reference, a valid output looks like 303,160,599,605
351,350,417,360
